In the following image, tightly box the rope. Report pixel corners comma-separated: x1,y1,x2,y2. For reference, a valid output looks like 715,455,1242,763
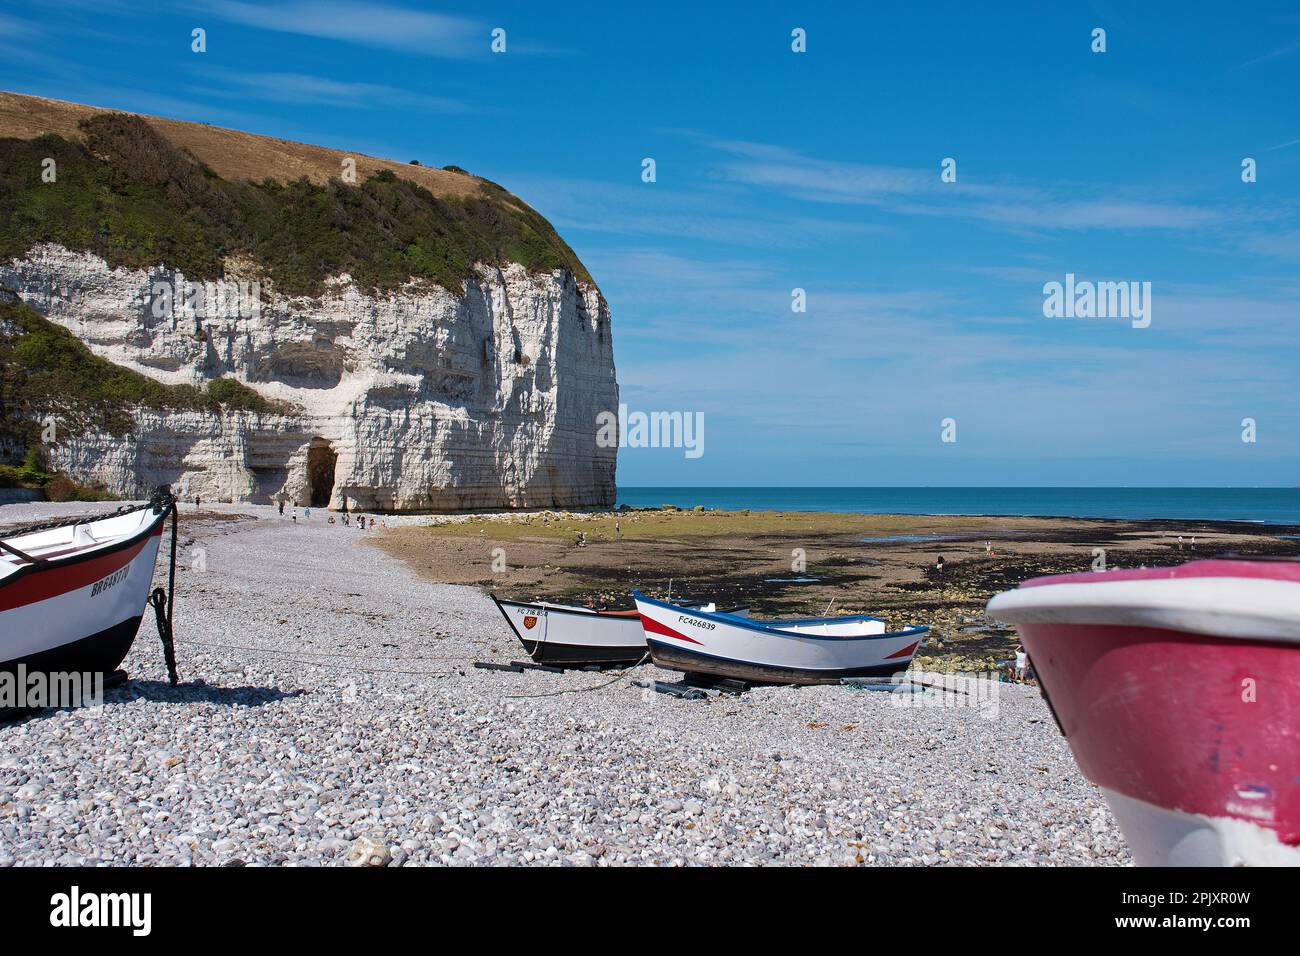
505,651,650,699
148,491,180,686
170,639,467,677
174,638,479,664
0,498,156,538
170,637,485,678
173,633,653,685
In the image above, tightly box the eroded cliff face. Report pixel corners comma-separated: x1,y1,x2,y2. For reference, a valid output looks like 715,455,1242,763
1,244,617,510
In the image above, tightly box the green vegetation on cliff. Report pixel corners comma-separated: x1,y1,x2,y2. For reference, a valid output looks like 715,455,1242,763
0,298,211,442
0,114,592,296
0,298,292,493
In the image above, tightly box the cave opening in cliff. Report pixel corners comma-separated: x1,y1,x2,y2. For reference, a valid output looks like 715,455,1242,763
307,439,337,508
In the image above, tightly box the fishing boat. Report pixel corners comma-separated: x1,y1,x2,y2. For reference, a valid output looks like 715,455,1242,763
633,591,928,685
1,489,178,711
987,557,1300,866
492,595,744,667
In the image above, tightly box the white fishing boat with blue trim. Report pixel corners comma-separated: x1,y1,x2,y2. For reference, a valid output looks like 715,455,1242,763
633,591,928,685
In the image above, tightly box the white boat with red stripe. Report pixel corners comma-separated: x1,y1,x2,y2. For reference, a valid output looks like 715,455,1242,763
633,590,928,685
493,595,745,667
988,557,1300,866
1,489,176,705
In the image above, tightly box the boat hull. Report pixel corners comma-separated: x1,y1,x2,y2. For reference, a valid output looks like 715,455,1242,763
2,504,168,713
634,592,927,686
0,616,142,718
988,561,1300,866
493,598,647,666
645,639,919,685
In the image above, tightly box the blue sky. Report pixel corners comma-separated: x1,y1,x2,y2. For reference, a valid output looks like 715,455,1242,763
2,1,1298,486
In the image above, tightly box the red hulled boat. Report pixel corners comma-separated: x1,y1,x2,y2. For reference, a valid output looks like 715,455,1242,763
988,558,1300,866
1,489,178,714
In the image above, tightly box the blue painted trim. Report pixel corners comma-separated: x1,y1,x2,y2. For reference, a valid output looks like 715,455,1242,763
632,591,930,643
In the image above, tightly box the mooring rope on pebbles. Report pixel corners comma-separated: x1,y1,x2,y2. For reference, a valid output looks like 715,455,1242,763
173,638,480,676
504,651,650,700
175,638,480,662
174,639,650,688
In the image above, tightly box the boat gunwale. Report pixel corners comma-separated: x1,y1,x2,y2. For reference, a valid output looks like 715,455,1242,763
987,575,1300,643
0,498,160,541
633,591,929,643
492,596,747,619
0,505,168,595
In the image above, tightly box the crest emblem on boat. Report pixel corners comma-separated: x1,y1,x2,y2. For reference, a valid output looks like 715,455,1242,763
523,615,538,630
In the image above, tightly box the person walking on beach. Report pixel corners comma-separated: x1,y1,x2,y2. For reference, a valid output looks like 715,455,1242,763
1015,644,1028,683
291,507,298,524
278,500,284,516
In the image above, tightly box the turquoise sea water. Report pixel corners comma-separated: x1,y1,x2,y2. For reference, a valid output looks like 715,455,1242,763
616,488,1300,525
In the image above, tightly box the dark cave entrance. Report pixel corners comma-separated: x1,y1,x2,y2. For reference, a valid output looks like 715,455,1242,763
307,438,337,508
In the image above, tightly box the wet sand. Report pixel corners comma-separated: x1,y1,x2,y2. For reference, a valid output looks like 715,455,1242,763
374,508,1300,672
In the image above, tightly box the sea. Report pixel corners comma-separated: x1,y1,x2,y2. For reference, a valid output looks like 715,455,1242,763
615,487,1300,525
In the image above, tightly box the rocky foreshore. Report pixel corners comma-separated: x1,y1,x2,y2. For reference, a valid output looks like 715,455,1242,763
0,502,1132,866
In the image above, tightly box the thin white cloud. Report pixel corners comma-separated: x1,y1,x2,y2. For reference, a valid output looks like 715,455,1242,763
707,137,1220,233
964,198,1217,231
0,12,38,37
193,70,473,113
709,139,931,200
1230,36,1300,71
204,1,482,57
501,173,889,250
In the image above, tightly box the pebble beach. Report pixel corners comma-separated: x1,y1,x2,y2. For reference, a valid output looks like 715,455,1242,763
0,502,1132,867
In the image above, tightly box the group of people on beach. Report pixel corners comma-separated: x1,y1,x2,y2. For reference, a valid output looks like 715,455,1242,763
275,498,381,530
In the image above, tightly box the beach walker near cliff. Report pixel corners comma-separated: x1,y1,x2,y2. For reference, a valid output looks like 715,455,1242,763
0,488,180,715
633,591,928,685
988,558,1300,866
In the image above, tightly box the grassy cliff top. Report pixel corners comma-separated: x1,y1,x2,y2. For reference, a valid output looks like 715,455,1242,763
0,92,485,197
0,91,594,296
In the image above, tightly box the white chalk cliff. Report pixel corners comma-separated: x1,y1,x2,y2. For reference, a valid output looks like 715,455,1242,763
1,243,618,510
